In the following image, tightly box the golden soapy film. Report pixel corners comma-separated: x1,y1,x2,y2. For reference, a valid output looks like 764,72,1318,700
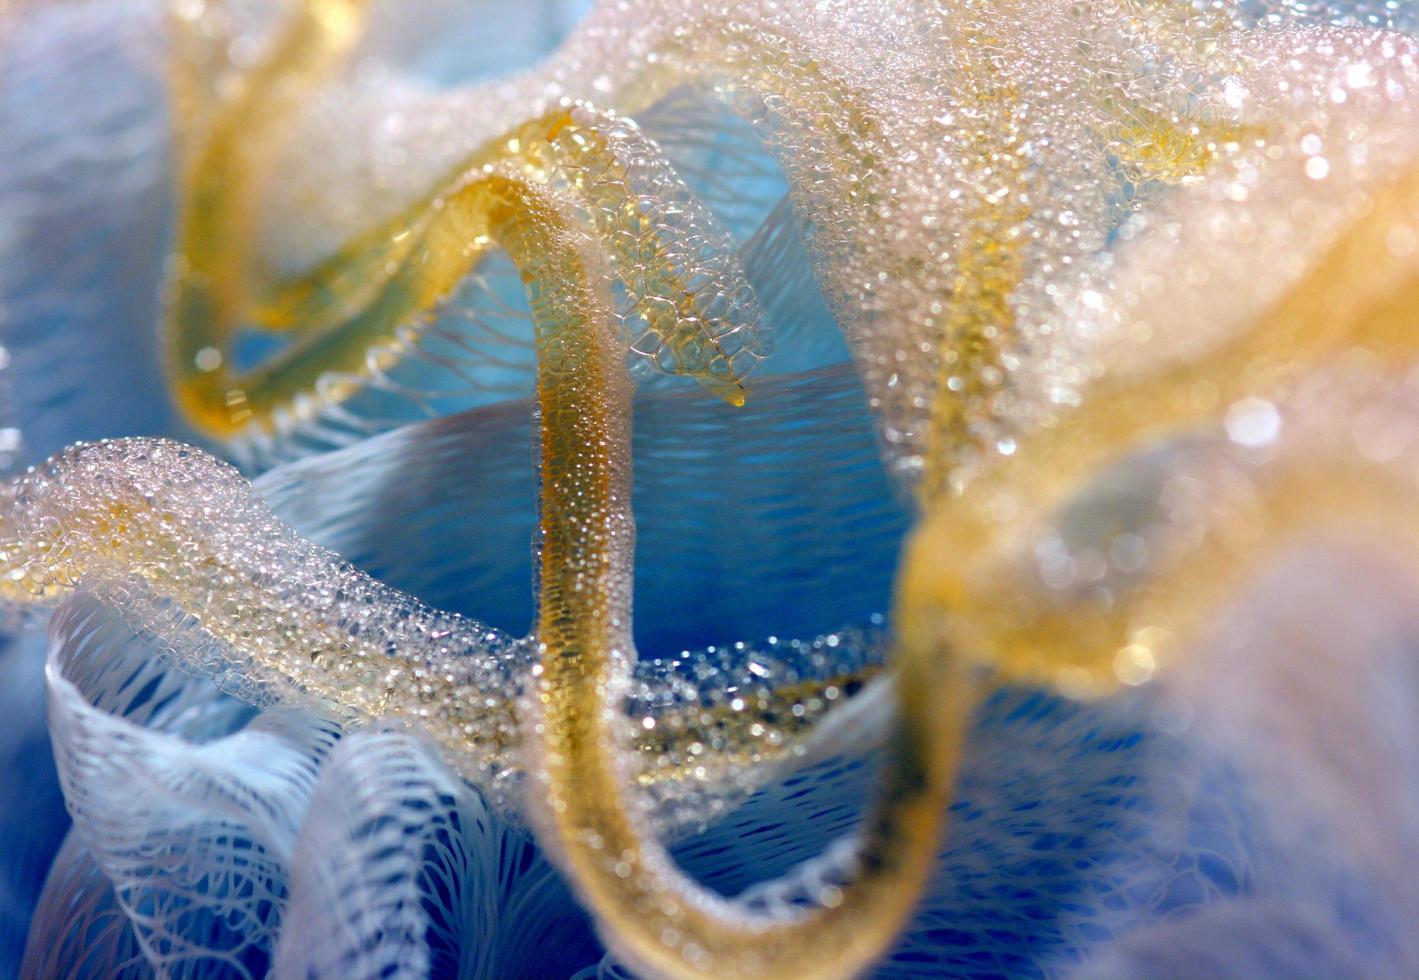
5,0,1419,976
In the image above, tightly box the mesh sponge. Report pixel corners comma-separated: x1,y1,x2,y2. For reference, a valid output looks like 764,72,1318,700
0,0,176,471
0,628,68,972
28,577,1419,978
44,595,340,978
255,361,908,652
275,725,601,979
22,833,152,979
274,729,493,979
32,593,885,977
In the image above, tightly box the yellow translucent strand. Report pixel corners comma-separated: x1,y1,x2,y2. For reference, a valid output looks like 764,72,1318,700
152,2,976,975
169,103,764,436
902,153,1419,697
0,435,875,804
165,0,373,430
161,9,890,440
532,282,974,969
